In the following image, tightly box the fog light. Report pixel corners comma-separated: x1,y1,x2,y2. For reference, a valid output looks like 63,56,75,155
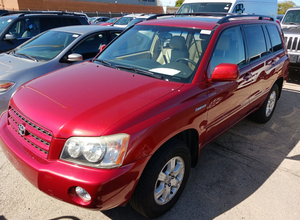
75,186,91,202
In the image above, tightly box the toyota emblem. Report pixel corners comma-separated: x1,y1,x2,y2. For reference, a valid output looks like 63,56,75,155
18,124,26,136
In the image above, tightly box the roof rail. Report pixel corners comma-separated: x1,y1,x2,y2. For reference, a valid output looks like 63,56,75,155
145,13,175,21
217,14,275,24
145,13,275,24
1,10,86,17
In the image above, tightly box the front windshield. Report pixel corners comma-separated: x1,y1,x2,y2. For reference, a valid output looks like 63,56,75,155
0,17,13,33
177,3,232,13
114,16,134,26
96,25,211,83
14,30,80,61
282,10,300,24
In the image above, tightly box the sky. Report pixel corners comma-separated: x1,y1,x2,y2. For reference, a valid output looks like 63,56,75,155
160,0,177,7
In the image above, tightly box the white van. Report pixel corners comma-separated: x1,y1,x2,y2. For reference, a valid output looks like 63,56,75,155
177,0,277,19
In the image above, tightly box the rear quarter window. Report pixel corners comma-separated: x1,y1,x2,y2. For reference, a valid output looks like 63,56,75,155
266,25,283,52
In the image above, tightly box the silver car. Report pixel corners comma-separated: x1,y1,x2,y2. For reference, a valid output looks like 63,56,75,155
0,25,123,113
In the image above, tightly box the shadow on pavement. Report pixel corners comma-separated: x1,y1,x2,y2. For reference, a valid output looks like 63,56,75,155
102,73,300,220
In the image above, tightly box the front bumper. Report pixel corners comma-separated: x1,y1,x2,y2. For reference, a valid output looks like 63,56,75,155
0,111,149,210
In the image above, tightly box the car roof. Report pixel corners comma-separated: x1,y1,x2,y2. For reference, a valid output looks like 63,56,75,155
286,7,300,11
137,16,221,30
136,14,277,30
50,25,124,34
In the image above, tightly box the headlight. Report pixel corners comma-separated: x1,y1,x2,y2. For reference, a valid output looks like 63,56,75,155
60,134,130,168
0,80,15,93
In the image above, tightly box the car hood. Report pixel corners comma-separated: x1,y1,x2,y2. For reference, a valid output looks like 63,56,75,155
282,26,300,34
0,53,40,76
11,62,183,138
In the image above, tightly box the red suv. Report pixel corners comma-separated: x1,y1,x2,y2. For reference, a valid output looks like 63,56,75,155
0,14,289,218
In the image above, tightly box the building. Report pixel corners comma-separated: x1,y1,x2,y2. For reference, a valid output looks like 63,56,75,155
0,0,162,14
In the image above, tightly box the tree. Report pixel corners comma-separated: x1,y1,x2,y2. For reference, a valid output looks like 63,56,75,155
175,0,184,7
278,1,296,14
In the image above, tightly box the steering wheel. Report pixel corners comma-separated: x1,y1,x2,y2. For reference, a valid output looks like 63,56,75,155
176,58,197,66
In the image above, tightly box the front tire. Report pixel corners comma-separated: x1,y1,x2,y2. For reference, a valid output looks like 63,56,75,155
130,139,191,218
250,83,279,124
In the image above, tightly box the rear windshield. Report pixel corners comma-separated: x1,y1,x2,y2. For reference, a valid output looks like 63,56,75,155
177,3,232,13
114,16,134,26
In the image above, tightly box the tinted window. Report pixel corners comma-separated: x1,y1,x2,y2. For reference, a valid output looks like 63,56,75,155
244,25,267,62
40,17,63,31
72,33,108,60
266,25,283,52
262,26,272,54
209,27,246,77
0,17,13,33
69,18,81,25
8,18,40,38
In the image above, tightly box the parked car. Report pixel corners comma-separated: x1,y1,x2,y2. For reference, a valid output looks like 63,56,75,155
113,13,148,28
98,17,121,26
88,16,110,25
277,14,284,21
0,25,123,113
0,11,88,53
0,14,289,218
0,10,8,15
280,7,300,69
177,0,277,19
125,14,157,29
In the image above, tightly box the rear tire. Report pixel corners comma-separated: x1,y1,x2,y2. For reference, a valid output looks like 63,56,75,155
250,83,279,124
130,139,191,218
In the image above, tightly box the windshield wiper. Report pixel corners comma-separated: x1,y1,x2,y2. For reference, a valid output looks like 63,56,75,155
288,22,300,25
15,53,38,62
115,65,164,80
95,59,114,67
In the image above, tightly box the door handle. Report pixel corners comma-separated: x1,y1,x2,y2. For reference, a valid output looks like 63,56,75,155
244,73,252,80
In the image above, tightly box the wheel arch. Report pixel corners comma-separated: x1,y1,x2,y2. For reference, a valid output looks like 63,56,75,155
275,77,283,99
170,128,200,168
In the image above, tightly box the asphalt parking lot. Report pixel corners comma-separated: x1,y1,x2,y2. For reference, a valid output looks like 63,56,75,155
1,70,300,220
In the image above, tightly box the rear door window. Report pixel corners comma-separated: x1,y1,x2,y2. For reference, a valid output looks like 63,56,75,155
40,17,63,31
243,25,268,62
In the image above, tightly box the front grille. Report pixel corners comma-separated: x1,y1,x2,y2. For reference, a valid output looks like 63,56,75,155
7,106,52,158
284,36,300,51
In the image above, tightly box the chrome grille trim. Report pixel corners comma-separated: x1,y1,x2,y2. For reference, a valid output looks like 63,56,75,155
10,124,48,154
8,106,52,156
11,108,52,137
285,35,300,51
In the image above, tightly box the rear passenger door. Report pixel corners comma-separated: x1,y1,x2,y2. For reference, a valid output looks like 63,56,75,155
242,24,285,106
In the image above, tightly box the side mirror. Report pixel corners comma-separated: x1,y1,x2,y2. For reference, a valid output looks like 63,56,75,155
211,63,239,82
4,34,16,41
67,53,83,62
99,44,106,52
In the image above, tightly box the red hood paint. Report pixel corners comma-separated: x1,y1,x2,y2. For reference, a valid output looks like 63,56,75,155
10,62,183,138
